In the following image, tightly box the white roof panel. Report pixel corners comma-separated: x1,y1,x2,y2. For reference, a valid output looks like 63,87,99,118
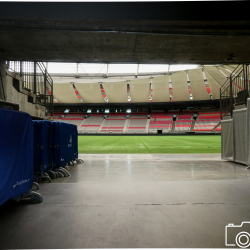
53,82,80,103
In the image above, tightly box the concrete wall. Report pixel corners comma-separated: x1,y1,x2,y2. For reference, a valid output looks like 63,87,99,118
0,63,47,119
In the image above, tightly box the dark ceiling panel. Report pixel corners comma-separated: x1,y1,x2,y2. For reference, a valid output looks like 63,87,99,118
0,2,249,21
0,29,250,64
0,2,250,64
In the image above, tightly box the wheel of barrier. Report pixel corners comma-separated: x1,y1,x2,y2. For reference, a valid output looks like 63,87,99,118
51,171,56,179
30,192,43,203
75,159,84,164
57,169,66,177
65,169,71,177
32,182,39,190
60,168,71,177
45,176,51,183
47,170,56,179
57,172,64,178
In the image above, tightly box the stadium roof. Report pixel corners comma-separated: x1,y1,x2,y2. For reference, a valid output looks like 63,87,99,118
52,64,237,104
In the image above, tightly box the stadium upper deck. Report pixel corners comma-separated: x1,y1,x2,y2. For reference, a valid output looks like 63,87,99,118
52,64,237,104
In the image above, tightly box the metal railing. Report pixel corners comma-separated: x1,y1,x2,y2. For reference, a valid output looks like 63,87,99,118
8,61,53,116
220,64,250,119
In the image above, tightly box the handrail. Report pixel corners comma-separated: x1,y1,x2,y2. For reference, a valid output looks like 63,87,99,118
7,61,54,116
220,64,242,91
220,64,249,119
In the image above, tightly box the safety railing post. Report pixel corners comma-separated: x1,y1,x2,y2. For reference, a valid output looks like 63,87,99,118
44,66,47,108
34,62,37,98
20,61,24,89
230,74,233,118
244,64,249,104
20,61,22,77
51,78,54,116
243,64,246,104
220,89,222,119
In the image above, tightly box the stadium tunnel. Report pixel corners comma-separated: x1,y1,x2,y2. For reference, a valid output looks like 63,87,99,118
1,2,250,249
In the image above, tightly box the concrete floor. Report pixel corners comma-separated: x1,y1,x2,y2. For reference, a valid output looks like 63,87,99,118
1,154,250,248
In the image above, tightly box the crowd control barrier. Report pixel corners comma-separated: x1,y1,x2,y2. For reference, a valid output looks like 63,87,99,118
32,121,83,182
0,108,43,205
0,110,83,206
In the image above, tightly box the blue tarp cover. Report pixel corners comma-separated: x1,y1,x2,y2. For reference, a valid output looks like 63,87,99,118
52,122,78,168
0,108,34,206
33,120,52,172
51,121,60,167
60,122,78,164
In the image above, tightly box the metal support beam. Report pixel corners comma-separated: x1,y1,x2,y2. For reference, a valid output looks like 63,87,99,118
34,61,37,97
44,68,47,107
246,64,249,95
220,85,223,119
20,61,22,77
229,74,233,118
244,64,248,105
51,75,54,115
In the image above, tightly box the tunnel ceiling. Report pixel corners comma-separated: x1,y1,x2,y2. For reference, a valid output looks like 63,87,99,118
0,2,250,64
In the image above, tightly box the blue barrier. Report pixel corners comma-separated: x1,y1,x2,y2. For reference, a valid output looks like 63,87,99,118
50,121,78,168
58,122,78,167
33,121,78,169
0,110,79,205
0,108,42,205
32,120,79,180
33,120,52,172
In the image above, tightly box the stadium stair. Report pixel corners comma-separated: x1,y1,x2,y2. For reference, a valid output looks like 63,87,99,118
212,121,221,132
190,120,196,132
171,120,176,132
123,119,129,133
193,111,222,132
98,118,106,133
79,118,86,127
125,119,131,133
146,119,150,133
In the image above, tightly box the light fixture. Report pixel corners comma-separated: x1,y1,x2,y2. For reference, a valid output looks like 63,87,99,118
225,53,236,61
225,57,236,62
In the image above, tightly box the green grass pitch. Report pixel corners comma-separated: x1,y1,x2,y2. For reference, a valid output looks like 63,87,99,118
78,135,221,154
